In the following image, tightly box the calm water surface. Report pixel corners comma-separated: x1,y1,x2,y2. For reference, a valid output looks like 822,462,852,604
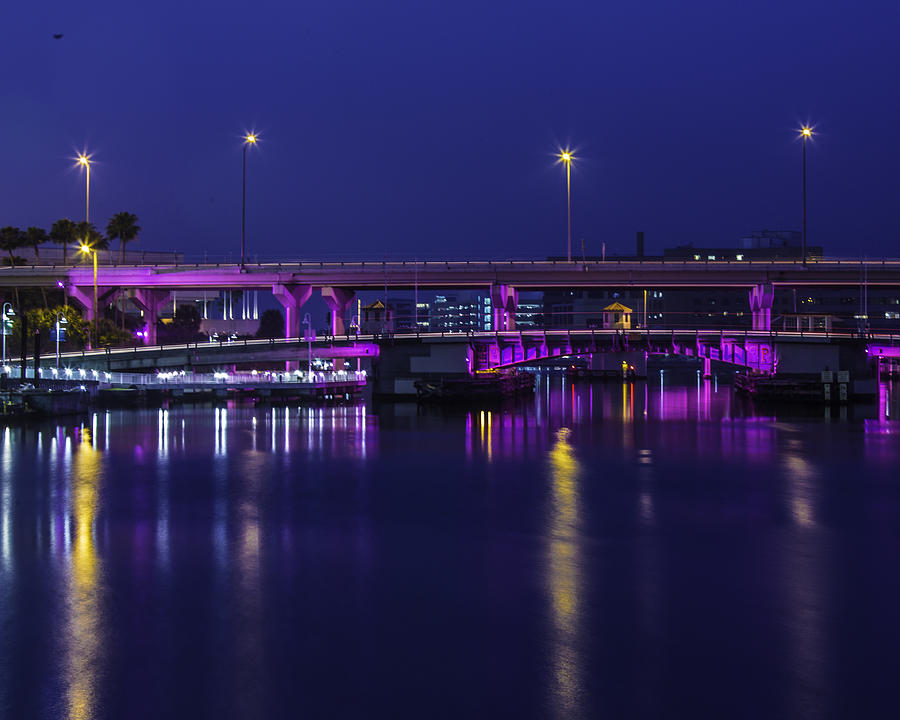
1,376,900,719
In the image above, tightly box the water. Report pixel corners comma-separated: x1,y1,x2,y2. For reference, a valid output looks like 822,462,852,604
1,377,900,719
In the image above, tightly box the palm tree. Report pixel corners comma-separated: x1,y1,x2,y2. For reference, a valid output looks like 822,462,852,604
0,226,25,307
50,219,78,263
24,227,49,262
74,221,108,254
106,212,141,263
23,227,51,307
0,226,25,266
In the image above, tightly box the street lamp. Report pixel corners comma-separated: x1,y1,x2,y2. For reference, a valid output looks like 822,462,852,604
55,311,68,369
799,126,813,266
558,149,575,262
302,311,313,380
241,133,258,269
76,153,91,223
1,302,14,366
79,243,98,346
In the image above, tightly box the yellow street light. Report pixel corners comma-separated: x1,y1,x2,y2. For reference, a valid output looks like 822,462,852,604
798,126,814,265
557,148,575,262
241,132,259,268
76,153,92,222
79,243,99,345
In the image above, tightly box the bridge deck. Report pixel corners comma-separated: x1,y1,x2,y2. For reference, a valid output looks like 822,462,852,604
4,258,900,289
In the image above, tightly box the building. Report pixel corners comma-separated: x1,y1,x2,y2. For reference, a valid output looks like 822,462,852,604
360,300,392,334
431,292,493,332
664,230,823,261
515,291,543,329
602,302,632,329
543,288,658,329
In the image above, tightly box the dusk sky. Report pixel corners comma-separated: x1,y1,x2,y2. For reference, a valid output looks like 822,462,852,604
4,1,900,260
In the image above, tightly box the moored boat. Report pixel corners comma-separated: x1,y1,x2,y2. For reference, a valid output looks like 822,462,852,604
414,371,534,402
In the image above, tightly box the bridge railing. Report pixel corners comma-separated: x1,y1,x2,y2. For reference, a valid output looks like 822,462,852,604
43,326,900,363
6,255,900,270
1,366,367,386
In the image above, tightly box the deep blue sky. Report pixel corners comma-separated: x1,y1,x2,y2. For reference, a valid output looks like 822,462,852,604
3,1,899,260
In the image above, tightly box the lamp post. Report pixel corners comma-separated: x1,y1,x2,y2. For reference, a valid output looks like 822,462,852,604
1,302,14,366
79,243,98,345
302,312,313,381
77,154,91,223
799,126,813,266
241,133,258,269
558,149,574,262
55,312,68,369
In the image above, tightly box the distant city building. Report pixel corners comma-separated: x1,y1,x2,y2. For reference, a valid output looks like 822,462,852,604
431,292,492,332
515,291,543,329
664,230,822,261
415,302,430,331
543,288,656,329
358,297,431,333
540,231,860,331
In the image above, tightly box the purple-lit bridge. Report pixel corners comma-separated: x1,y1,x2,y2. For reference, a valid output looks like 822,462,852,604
50,329,900,390
3,258,900,343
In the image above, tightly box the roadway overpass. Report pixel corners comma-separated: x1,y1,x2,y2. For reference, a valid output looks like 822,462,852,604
3,258,900,342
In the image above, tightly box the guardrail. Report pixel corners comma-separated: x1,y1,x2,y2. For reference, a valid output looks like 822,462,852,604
0,366,367,386
3,256,900,271
45,327,900,363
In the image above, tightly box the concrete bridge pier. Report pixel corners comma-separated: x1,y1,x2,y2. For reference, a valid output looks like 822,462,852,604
272,283,313,338
67,285,121,324
490,284,518,331
322,287,355,335
133,289,172,345
749,283,774,331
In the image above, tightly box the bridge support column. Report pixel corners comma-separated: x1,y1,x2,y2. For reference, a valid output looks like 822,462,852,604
272,284,313,338
66,285,121,323
489,284,518,331
321,287,355,336
133,289,172,345
749,283,774,331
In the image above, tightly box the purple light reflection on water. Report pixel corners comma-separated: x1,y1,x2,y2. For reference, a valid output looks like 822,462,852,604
0,381,899,717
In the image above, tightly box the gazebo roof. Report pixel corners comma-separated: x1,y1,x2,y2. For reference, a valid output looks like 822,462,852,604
603,301,632,313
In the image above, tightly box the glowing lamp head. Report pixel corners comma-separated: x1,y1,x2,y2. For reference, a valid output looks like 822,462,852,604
79,243,91,253
800,126,813,138
77,154,90,166
244,133,258,145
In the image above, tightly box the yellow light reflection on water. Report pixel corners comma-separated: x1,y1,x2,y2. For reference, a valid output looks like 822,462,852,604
546,427,582,716
66,430,103,720
235,450,265,717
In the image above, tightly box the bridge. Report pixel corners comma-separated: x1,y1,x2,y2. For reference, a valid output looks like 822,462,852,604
15,327,896,398
3,258,900,343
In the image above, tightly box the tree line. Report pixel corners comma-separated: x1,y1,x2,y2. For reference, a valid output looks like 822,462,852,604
0,212,141,266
